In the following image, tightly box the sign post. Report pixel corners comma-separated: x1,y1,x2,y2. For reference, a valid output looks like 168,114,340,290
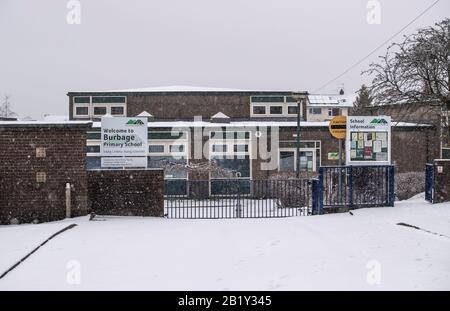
329,116,347,203
329,115,347,165
101,116,148,169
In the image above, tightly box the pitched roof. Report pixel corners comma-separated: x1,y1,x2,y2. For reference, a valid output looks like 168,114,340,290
308,94,356,107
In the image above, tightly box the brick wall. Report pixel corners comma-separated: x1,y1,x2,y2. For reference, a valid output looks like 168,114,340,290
433,160,450,203
87,169,164,217
0,124,90,224
68,92,308,121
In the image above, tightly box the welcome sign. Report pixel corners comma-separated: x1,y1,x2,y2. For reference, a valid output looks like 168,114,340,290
346,116,391,166
101,117,148,168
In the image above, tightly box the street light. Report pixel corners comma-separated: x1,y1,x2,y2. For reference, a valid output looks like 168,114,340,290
296,98,302,178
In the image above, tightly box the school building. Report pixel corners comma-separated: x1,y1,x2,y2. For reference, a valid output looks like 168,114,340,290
67,86,439,195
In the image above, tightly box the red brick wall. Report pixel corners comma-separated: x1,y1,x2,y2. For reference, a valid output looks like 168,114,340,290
87,169,164,217
0,124,90,224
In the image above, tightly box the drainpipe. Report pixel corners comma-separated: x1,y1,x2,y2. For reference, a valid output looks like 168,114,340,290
65,183,71,218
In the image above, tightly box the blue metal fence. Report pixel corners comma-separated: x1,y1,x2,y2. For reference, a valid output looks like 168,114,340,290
425,164,434,203
164,179,314,218
317,165,395,212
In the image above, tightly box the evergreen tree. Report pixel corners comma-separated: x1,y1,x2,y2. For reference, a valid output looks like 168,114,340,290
352,84,373,115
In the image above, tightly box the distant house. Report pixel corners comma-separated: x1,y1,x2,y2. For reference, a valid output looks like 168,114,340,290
307,94,356,122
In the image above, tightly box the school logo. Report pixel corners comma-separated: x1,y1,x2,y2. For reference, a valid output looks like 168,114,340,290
370,118,388,125
126,119,145,126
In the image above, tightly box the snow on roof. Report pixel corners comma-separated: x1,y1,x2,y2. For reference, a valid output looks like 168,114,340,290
85,85,302,93
42,115,70,122
137,111,153,117
308,94,356,107
211,112,230,119
91,120,431,128
0,121,92,126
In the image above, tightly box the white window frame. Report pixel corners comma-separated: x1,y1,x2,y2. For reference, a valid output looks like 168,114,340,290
148,144,166,154
92,105,108,117
309,107,322,115
72,96,127,118
110,105,126,116
208,131,252,195
147,131,189,159
251,105,267,116
287,104,300,116
73,104,90,117
86,141,101,157
250,96,304,118
278,147,317,172
328,107,342,117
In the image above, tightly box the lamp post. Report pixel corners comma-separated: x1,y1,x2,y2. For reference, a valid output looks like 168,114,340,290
296,99,302,178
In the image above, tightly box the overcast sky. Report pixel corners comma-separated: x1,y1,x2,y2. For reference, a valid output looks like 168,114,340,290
0,0,448,119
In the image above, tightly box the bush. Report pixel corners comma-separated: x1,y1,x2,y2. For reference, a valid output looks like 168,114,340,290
396,171,424,201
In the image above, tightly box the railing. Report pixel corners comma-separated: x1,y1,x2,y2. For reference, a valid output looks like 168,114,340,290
318,165,395,210
164,179,314,219
425,164,434,203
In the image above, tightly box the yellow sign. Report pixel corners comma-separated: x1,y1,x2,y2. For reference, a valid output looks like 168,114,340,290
329,115,347,139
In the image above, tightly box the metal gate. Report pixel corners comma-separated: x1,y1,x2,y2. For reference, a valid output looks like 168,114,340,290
164,179,315,219
318,165,395,211
425,163,434,203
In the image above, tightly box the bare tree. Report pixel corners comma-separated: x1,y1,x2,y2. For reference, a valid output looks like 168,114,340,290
364,19,449,109
364,19,450,148
0,95,18,118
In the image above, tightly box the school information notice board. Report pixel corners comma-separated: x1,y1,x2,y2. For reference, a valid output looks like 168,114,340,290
101,116,148,168
346,116,391,166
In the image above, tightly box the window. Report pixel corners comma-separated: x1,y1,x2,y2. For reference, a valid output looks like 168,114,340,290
253,106,266,115
288,106,298,115
279,151,295,172
211,156,251,179
73,96,90,104
92,96,126,103
93,106,107,116
86,145,100,153
270,106,283,114
148,131,185,140
286,96,298,103
251,96,305,117
233,144,248,152
211,131,249,140
309,108,322,115
111,106,124,115
212,144,227,152
149,145,165,153
86,157,101,170
148,156,188,179
87,132,101,140
75,106,89,116
251,96,284,103
165,179,188,196
170,145,184,153
328,108,341,117
210,179,251,195
299,151,314,171
279,148,317,172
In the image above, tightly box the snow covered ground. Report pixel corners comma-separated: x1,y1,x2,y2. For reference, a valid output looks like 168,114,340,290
0,196,449,290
